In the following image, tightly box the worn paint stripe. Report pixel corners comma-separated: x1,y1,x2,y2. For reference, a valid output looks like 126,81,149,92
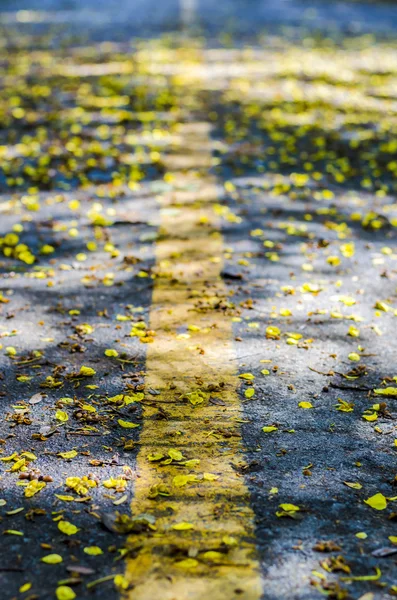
124,120,263,600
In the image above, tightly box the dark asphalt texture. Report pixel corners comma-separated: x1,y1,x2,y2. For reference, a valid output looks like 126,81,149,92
1,2,397,600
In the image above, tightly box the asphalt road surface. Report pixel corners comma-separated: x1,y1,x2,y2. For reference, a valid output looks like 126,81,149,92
1,2,397,600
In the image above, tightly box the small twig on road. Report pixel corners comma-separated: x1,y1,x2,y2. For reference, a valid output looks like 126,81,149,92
228,351,265,361
309,366,334,376
330,382,371,392
66,432,102,437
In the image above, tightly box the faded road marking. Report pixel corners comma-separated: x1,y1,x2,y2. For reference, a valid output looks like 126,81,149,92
125,121,263,600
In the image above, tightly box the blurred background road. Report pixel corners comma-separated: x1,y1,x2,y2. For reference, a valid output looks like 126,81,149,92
0,0,397,39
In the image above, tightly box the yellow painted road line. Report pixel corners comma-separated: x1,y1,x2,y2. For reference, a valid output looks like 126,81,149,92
125,121,263,600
